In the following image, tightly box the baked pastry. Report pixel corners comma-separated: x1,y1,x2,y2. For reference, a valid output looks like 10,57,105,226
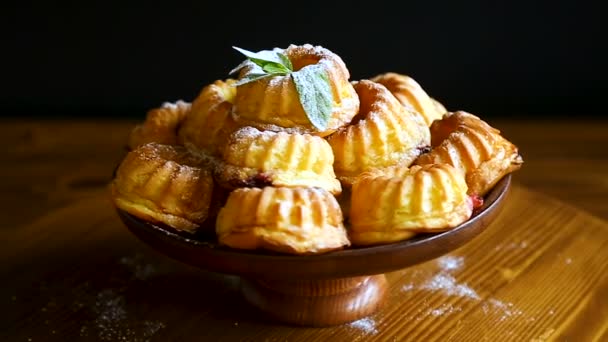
349,164,472,246
431,97,447,116
233,44,359,136
216,126,341,194
112,42,524,253
371,72,443,126
205,185,231,230
178,79,239,158
414,111,523,196
327,80,430,186
216,187,350,254
335,186,352,221
128,100,191,149
111,143,213,233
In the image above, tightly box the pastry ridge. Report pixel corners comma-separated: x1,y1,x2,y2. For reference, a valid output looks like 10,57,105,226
128,100,191,149
415,111,523,196
349,163,472,246
233,44,359,136
371,72,443,126
216,187,350,254
217,126,341,194
327,79,431,186
178,79,239,158
111,143,213,233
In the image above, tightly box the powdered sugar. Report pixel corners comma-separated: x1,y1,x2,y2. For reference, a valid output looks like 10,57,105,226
398,254,528,324
348,317,378,335
90,289,165,342
482,298,523,322
421,273,480,300
437,256,464,272
93,290,128,341
81,255,166,341
428,303,462,316
231,126,265,141
401,283,415,291
410,255,479,300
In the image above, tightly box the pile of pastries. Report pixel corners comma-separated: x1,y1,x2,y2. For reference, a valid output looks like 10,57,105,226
111,44,523,255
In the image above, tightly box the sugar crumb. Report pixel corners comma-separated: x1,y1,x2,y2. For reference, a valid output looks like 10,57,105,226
90,289,165,342
482,298,522,322
422,274,480,300
428,303,462,316
349,317,378,335
437,256,464,272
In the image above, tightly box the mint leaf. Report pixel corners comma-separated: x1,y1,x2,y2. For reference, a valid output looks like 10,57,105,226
229,60,250,75
234,73,273,86
278,52,293,71
231,46,333,130
232,47,293,74
262,63,291,74
291,65,333,131
233,46,285,67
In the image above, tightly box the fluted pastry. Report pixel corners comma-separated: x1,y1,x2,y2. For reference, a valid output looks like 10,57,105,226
111,143,213,233
216,126,341,194
327,80,430,186
335,186,352,222
178,79,239,158
415,111,523,196
371,72,443,126
233,44,359,136
216,187,350,254
349,164,472,246
128,100,191,149
431,97,447,116
111,43,525,252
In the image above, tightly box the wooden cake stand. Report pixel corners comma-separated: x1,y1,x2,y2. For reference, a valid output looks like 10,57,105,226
117,175,511,327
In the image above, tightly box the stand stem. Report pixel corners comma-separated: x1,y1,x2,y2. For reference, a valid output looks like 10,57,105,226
240,274,387,326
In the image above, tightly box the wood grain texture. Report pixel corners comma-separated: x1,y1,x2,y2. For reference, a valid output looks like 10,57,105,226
493,119,608,220
1,119,608,341
1,186,608,341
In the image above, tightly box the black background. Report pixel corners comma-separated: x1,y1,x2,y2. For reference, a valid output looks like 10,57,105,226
3,1,606,119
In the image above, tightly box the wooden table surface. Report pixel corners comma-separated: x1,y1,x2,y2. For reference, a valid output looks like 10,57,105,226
1,118,607,341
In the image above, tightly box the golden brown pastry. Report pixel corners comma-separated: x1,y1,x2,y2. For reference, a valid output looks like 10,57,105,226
326,80,430,186
414,111,523,196
371,72,443,126
203,185,231,233
111,42,525,253
216,126,341,194
178,79,239,158
349,164,472,246
216,187,350,254
233,44,359,136
128,100,191,149
431,97,447,116
111,143,213,233
335,186,352,222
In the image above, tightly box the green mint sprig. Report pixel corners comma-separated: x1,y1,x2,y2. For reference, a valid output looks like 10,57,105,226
230,47,292,85
230,46,333,131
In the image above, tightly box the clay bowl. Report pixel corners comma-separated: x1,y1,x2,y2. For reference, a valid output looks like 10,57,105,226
117,174,511,327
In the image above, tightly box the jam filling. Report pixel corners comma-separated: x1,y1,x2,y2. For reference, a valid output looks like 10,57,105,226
470,194,484,212
231,173,273,188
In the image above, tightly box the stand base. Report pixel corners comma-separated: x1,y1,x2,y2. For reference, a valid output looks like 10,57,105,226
240,274,388,327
